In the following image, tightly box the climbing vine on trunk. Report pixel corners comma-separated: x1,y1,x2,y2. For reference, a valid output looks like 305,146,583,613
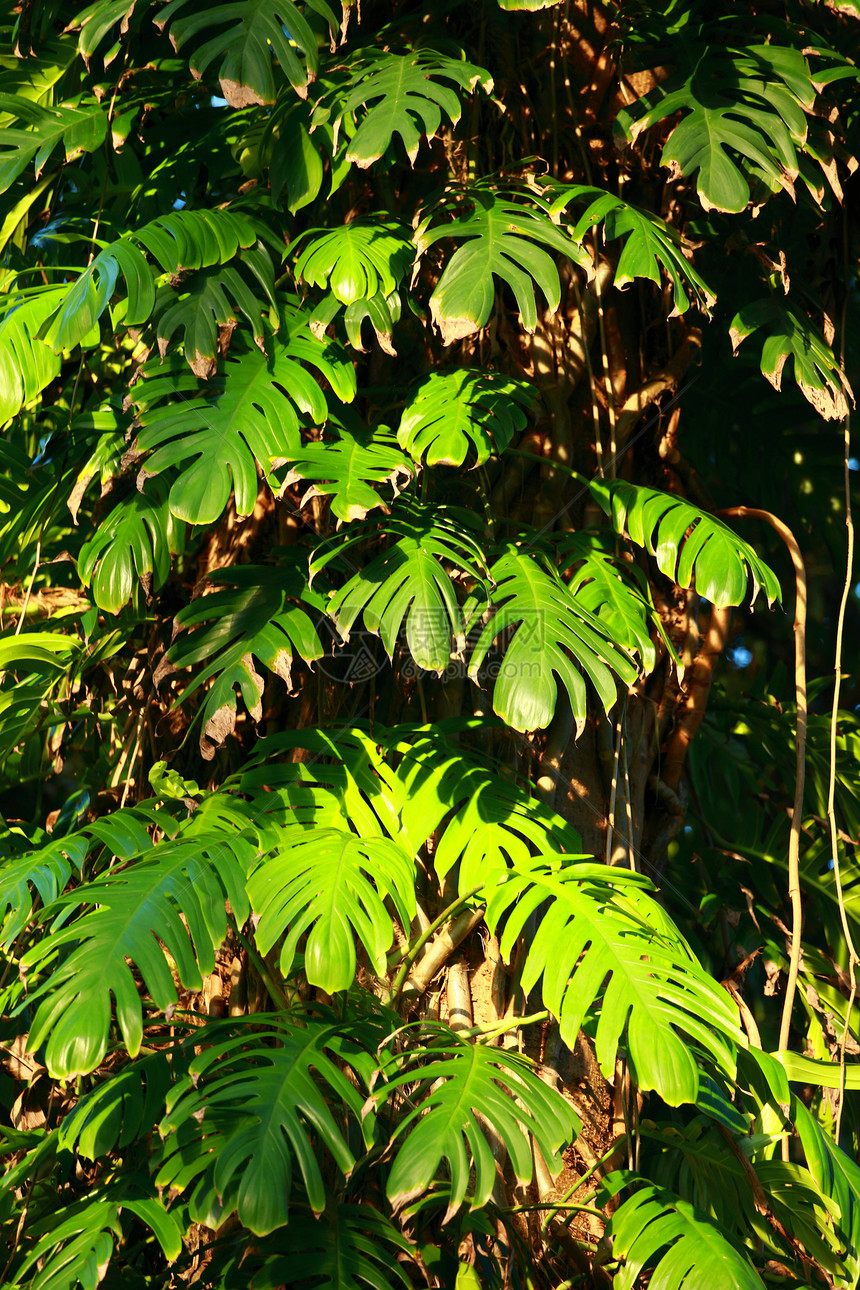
1,1,860,1287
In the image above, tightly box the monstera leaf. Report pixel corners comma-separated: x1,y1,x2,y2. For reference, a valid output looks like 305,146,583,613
10,1191,183,1290
486,858,743,1104
130,319,355,525
78,485,184,614
0,93,106,192
248,829,417,991
616,42,816,213
313,503,488,673
40,209,262,352
254,1205,414,1290
232,720,582,887
397,368,534,467
384,723,583,888
282,424,413,522
153,243,278,377
416,186,589,343
607,1180,764,1290
467,545,639,733
158,1014,372,1233
21,826,255,1076
293,219,414,305
379,1029,579,1216
0,287,65,423
590,479,782,608
157,0,338,104
558,532,661,673
792,1096,860,1286
58,1051,176,1162
259,98,327,214
163,563,325,757
0,801,174,948
730,296,853,420
318,49,493,168
547,183,715,314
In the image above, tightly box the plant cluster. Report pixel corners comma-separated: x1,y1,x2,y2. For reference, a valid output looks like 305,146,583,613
1,0,860,1287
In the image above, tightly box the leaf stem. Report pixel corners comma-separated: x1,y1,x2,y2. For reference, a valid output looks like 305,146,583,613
226,915,291,1012
388,885,484,1003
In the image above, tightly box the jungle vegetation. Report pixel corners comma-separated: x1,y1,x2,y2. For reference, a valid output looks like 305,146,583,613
1,0,860,1287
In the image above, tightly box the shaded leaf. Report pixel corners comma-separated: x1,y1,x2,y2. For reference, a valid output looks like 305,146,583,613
319,49,493,168
293,218,414,306
313,502,487,673
158,1014,371,1233
547,182,715,314
380,1029,579,1217
0,94,107,193
164,563,325,756
157,0,338,104
283,424,413,523
77,485,184,613
730,296,853,421
131,315,355,525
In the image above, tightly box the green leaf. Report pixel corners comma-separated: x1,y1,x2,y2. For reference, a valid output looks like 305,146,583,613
9,1190,183,1290
775,1051,860,1090
249,828,416,991
547,182,716,315
163,563,325,757
485,858,743,1104
0,629,77,672
40,209,261,353
417,187,589,343
607,1180,764,1290
283,423,413,522
22,826,254,1076
0,838,75,948
558,533,660,673
730,297,853,421
468,544,639,734
158,1014,370,1233
58,1052,175,1161
266,100,325,213
253,1205,414,1290
319,49,493,168
591,479,782,608
397,368,534,468
792,1095,860,1282
131,316,356,525
385,723,582,889
0,94,107,193
77,485,184,613
153,243,278,378
315,503,487,674
617,43,816,213
157,0,338,104
380,1029,579,1217
69,0,138,66
0,288,64,424
293,218,414,306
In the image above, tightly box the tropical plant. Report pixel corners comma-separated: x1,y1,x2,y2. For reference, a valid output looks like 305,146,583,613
1,0,860,1287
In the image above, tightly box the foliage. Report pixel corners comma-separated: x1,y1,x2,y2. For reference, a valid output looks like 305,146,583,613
0,0,859,1288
